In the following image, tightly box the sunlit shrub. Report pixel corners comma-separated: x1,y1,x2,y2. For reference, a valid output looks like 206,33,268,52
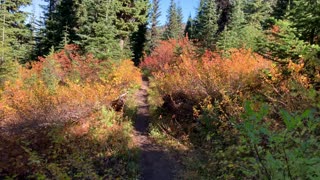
0,45,141,132
0,45,141,178
148,47,272,108
144,39,319,179
144,38,318,121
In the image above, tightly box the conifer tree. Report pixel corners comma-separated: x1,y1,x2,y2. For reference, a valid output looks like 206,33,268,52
26,6,38,62
163,0,183,40
272,0,292,19
148,0,161,52
192,0,205,39
216,0,232,33
114,0,149,50
287,0,320,44
131,0,149,65
217,0,245,50
244,0,274,28
0,0,32,84
184,15,193,38
37,0,79,56
217,0,265,51
177,3,183,27
76,0,122,60
131,23,147,65
193,0,218,50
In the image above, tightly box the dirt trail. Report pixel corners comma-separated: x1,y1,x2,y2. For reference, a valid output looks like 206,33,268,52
133,76,178,180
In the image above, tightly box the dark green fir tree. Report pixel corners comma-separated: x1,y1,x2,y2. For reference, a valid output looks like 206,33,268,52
163,0,183,40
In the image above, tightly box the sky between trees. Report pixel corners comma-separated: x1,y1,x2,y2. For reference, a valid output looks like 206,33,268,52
23,0,199,25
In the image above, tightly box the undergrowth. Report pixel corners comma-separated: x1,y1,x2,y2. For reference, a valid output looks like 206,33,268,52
142,38,320,179
0,45,142,179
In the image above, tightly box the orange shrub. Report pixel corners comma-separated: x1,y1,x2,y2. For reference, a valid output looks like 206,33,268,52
145,39,317,126
150,48,272,102
0,45,141,132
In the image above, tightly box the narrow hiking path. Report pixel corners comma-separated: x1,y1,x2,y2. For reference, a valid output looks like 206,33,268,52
133,76,179,180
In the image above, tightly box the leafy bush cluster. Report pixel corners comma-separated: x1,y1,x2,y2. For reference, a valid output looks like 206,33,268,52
142,38,320,179
0,45,142,179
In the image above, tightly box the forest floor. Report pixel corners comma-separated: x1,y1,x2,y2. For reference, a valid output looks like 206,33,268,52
133,76,181,180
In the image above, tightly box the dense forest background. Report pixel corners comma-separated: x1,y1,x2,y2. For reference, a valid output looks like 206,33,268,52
0,0,319,179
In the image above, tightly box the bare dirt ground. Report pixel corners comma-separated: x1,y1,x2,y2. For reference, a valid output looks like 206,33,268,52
133,77,180,180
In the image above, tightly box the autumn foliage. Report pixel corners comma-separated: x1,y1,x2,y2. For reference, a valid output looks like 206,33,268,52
141,38,194,73
142,38,317,118
1,45,140,126
0,45,141,178
142,38,319,179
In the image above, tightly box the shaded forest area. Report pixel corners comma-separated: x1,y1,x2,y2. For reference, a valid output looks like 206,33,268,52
0,0,320,179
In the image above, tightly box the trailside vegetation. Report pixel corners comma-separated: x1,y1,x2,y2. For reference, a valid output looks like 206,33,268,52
0,0,319,179
141,0,320,179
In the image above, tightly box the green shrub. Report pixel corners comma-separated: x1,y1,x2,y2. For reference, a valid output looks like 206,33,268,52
237,102,320,179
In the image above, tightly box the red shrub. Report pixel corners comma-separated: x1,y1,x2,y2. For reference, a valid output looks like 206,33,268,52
140,37,194,72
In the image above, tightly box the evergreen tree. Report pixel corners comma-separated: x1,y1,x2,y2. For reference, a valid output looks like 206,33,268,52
163,0,183,39
217,0,266,51
217,0,245,50
0,0,33,61
37,0,148,59
37,0,79,56
131,0,149,65
244,0,275,28
177,3,183,26
147,0,161,53
26,5,38,62
272,0,293,19
184,15,193,38
114,0,149,50
193,0,219,50
76,0,122,60
216,0,232,33
131,23,147,65
0,0,32,84
288,0,320,44
192,0,205,39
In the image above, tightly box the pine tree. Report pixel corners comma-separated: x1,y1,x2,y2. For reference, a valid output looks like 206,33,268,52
131,0,149,65
0,0,32,80
163,0,183,40
288,0,320,44
272,0,293,19
76,0,122,60
192,0,205,39
1,0,33,60
193,0,218,50
217,0,245,50
184,15,193,38
37,0,79,56
76,0,149,60
177,3,183,26
114,0,149,50
217,0,265,51
26,5,38,62
148,0,161,53
216,0,232,33
244,0,274,28
131,23,147,65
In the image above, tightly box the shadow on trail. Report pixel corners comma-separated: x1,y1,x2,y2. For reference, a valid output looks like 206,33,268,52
134,77,179,180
